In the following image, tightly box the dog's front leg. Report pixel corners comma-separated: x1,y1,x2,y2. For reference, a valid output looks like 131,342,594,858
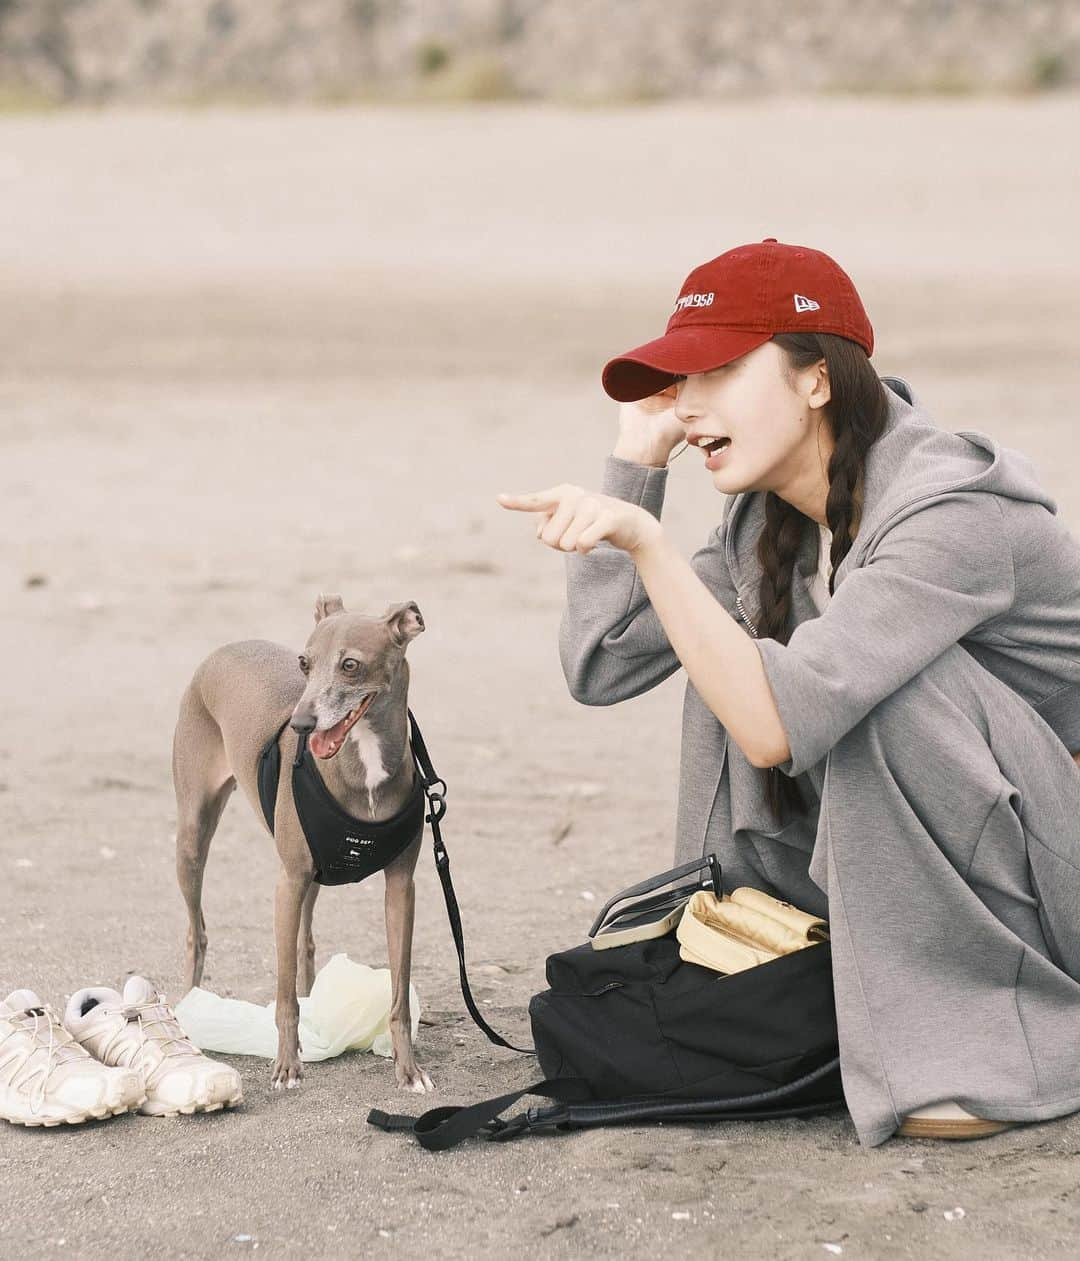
272,863,312,1090
384,834,434,1093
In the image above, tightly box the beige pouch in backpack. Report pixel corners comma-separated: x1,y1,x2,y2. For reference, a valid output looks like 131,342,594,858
676,886,830,976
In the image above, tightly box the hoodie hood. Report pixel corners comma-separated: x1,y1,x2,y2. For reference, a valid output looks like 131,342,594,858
723,375,1058,617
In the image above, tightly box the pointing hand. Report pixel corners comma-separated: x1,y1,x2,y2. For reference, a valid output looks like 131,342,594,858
496,483,662,556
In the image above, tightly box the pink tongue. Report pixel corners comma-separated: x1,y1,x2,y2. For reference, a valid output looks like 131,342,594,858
309,713,353,759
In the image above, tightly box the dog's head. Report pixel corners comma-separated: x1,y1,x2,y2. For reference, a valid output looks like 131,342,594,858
289,594,425,759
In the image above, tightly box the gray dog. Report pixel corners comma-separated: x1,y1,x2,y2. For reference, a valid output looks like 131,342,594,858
171,594,435,1094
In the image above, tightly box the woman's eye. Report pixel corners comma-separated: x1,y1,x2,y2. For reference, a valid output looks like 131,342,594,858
342,658,359,673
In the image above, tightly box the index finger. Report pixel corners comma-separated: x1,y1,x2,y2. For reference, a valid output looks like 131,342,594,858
495,489,562,512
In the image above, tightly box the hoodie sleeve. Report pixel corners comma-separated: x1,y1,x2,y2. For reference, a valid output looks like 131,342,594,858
558,454,742,705
755,492,1016,778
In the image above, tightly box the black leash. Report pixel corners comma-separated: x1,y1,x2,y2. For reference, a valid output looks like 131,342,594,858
405,708,534,1057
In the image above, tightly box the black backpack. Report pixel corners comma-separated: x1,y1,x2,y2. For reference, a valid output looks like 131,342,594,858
369,856,846,1150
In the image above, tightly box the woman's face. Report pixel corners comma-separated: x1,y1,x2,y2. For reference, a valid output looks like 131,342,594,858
672,340,831,497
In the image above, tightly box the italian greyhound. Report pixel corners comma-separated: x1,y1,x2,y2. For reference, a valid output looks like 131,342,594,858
171,594,435,1094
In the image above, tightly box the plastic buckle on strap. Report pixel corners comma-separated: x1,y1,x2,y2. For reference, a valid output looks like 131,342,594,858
526,1104,572,1130
432,837,450,869
486,1112,530,1142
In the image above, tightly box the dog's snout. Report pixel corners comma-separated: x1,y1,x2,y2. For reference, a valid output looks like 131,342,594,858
289,714,316,734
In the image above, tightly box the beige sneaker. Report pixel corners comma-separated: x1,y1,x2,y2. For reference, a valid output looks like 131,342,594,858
898,1099,1020,1140
63,976,242,1117
0,989,145,1127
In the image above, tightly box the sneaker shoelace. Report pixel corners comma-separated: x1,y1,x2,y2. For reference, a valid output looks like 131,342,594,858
0,1004,88,1116
96,996,203,1086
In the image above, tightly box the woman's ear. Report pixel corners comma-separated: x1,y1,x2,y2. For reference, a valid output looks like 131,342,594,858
808,358,831,410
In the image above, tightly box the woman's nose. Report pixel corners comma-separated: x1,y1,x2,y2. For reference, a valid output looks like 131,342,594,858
674,396,701,424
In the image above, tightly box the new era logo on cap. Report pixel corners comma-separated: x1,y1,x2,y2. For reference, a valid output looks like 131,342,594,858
794,294,820,312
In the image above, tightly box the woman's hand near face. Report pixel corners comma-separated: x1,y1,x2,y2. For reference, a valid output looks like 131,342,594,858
496,484,663,556
612,383,686,467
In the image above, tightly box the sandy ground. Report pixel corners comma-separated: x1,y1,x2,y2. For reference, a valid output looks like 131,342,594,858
2,98,1080,1259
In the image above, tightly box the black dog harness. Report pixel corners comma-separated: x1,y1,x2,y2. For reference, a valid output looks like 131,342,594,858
256,707,531,1055
257,710,430,886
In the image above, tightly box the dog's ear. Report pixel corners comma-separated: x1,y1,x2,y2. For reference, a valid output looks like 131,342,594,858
314,593,346,623
384,600,425,646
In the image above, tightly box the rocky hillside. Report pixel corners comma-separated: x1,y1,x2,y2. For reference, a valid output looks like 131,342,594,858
0,0,1076,105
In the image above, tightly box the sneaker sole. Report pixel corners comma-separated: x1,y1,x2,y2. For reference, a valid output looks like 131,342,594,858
897,1116,1018,1140
2,1094,147,1127
139,1088,243,1118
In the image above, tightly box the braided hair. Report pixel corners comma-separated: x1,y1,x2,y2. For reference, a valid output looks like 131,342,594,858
755,332,890,825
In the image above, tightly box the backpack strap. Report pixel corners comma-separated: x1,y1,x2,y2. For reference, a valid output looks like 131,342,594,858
368,1076,594,1151
368,1057,847,1151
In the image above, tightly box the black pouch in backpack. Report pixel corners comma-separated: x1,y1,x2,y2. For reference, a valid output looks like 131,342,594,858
368,855,846,1150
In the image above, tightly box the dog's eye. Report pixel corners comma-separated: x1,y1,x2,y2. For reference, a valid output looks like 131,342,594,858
298,655,309,674
341,658,359,673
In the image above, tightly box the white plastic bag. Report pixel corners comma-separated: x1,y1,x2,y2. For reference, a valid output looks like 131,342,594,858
173,953,420,1061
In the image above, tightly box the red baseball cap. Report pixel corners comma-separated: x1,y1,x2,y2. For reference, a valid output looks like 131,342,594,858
601,238,874,403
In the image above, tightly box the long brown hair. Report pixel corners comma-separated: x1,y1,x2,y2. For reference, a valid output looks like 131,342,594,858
755,332,890,825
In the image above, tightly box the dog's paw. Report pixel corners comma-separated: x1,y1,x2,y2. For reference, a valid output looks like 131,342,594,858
271,1060,303,1091
397,1066,436,1094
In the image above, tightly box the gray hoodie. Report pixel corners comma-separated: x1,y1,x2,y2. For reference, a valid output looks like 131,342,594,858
559,376,1080,860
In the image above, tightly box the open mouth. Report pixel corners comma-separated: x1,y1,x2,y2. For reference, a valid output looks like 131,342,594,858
702,436,732,467
309,692,378,760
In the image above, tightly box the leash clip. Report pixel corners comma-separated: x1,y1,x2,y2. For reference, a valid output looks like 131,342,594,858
424,791,447,824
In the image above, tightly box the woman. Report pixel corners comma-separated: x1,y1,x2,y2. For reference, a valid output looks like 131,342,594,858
497,238,1080,1148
